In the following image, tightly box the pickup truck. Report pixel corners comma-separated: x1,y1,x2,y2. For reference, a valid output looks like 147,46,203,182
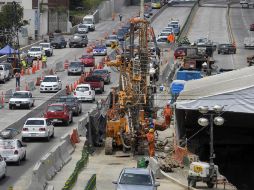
83,75,104,94
240,0,254,8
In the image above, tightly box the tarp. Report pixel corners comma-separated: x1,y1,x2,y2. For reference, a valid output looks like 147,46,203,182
0,45,18,55
171,80,186,95
175,66,254,114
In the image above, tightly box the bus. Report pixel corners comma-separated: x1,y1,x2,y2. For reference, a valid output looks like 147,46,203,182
151,0,161,9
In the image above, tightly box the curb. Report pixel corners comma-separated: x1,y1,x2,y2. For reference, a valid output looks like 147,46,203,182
160,170,197,190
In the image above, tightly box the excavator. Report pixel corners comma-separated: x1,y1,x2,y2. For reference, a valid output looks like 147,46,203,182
104,14,166,155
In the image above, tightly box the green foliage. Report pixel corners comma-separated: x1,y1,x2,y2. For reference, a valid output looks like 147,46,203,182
0,3,24,30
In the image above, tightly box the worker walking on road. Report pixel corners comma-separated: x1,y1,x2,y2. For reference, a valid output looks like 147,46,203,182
15,71,21,88
119,14,123,22
146,129,155,157
42,55,47,68
164,103,172,126
21,59,27,69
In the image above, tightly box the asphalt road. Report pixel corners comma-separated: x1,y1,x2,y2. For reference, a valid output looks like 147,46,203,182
0,6,141,189
230,3,254,69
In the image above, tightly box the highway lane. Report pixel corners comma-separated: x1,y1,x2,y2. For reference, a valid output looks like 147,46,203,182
230,4,254,69
0,6,140,189
187,6,237,70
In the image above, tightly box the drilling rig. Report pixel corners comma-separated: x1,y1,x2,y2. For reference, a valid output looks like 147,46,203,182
104,13,159,155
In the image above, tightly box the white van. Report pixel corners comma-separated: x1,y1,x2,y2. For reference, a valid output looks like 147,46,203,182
0,65,9,83
83,15,95,31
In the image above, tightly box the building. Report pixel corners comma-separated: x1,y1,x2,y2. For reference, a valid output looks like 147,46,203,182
0,0,69,39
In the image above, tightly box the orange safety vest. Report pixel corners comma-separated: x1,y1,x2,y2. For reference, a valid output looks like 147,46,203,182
164,106,172,117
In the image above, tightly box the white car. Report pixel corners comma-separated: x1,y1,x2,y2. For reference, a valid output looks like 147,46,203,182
77,24,89,33
22,118,54,142
40,75,62,93
39,42,53,57
163,27,173,33
0,155,6,178
0,65,9,83
27,46,45,60
0,139,26,165
244,37,254,48
73,84,95,102
156,36,168,43
9,91,34,110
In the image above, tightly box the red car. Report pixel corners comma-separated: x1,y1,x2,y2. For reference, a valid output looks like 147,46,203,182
80,54,95,67
92,69,111,84
44,103,73,126
250,24,254,31
174,47,186,59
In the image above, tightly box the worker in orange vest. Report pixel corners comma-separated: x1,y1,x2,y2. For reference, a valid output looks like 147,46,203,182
167,33,175,43
146,129,155,157
163,103,172,126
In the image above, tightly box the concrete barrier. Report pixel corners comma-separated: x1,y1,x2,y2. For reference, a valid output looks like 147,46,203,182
50,144,64,172
78,114,89,137
4,89,13,103
28,80,35,91
60,133,75,155
41,152,56,180
55,61,64,72
59,139,72,164
27,161,47,190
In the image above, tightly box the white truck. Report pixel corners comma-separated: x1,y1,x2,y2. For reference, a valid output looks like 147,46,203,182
39,42,53,57
0,65,9,83
244,37,254,48
27,46,45,60
240,0,254,8
83,15,95,31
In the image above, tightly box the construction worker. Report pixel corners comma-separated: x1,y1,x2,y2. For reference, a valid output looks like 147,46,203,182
21,59,27,69
27,56,33,67
156,47,161,60
167,33,175,44
119,14,123,22
146,129,155,157
15,71,21,87
163,103,172,126
42,55,47,68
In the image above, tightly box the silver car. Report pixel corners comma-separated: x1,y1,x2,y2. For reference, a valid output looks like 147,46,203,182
113,168,160,190
105,35,119,47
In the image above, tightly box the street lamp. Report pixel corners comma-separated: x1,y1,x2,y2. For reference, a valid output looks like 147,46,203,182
198,105,224,180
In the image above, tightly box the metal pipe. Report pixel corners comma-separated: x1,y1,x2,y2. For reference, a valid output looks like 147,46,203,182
140,0,144,19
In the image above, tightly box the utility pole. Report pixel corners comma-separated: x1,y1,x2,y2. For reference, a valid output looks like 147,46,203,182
12,1,21,69
37,0,40,39
140,0,144,19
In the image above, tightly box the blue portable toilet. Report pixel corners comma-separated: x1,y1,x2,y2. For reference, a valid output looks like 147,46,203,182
170,80,186,95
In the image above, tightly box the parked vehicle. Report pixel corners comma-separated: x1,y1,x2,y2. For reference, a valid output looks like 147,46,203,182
0,155,6,178
250,24,254,31
112,168,160,190
156,36,168,43
244,37,254,48
50,35,67,49
0,64,10,83
84,75,104,94
27,46,45,60
151,0,162,9
22,118,54,142
44,103,73,126
73,84,95,102
39,42,53,57
57,95,82,116
77,24,89,33
40,75,62,93
93,44,107,56
67,61,84,75
92,69,111,84
80,54,95,67
168,23,180,35
240,0,254,8
69,34,88,48
9,91,34,110
83,15,95,31
247,55,254,66
217,43,236,54
0,139,26,165
117,28,126,41
105,35,119,47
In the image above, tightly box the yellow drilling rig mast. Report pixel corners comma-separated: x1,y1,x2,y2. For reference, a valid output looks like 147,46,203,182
105,16,157,155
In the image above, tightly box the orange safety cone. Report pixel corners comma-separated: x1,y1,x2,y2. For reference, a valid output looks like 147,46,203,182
70,128,80,144
49,69,54,75
32,65,36,74
37,61,40,71
26,68,30,75
21,68,25,76
70,84,74,92
73,81,77,89
76,79,79,85
35,77,41,86
25,83,29,91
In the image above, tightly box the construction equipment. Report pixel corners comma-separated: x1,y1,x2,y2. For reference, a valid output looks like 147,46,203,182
104,17,157,155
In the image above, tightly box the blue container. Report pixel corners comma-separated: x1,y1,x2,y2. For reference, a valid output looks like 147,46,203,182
176,70,201,81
